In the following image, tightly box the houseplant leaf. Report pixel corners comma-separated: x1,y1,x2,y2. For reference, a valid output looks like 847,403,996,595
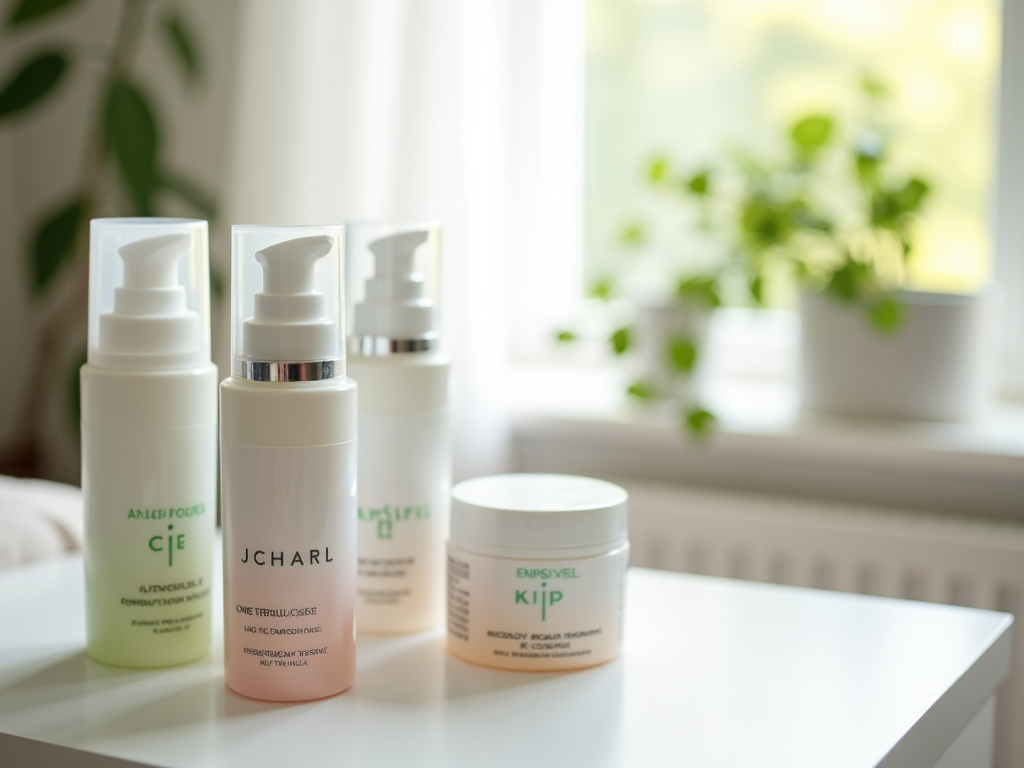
610,326,631,355
104,80,160,214
0,51,68,118
826,258,874,302
647,156,669,183
740,196,794,250
869,294,904,334
30,198,84,293
895,177,929,213
590,277,613,299
685,171,710,196
790,114,834,159
668,336,698,374
161,11,201,85
626,379,655,401
872,179,928,229
7,0,78,26
676,275,720,308
750,274,766,305
685,406,716,438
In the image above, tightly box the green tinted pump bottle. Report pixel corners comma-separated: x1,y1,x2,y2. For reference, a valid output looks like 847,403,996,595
81,218,217,667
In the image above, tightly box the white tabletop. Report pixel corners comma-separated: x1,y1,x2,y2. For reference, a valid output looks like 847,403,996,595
0,551,1012,768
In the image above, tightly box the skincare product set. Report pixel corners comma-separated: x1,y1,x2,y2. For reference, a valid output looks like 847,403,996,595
81,217,629,703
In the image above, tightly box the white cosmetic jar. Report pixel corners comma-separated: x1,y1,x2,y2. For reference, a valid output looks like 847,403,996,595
446,473,629,671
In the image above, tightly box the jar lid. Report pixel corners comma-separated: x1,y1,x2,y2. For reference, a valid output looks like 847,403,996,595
450,473,628,555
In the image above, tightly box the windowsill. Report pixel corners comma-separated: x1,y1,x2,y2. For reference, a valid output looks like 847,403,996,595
506,363,1024,521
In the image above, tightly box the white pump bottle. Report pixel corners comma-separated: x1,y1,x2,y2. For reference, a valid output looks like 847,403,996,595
81,218,217,668
220,226,357,702
347,223,449,634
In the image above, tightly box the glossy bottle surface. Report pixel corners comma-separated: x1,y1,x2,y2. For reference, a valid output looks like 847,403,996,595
221,376,357,701
82,364,217,668
350,354,449,633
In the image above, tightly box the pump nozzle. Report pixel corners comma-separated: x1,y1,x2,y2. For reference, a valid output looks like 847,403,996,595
255,235,333,296
368,230,428,278
353,229,436,351
242,234,338,363
120,233,190,291
96,233,200,364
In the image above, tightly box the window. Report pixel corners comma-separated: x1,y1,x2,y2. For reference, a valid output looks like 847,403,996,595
586,0,999,302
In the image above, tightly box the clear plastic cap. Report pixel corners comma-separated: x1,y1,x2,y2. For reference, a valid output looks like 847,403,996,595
345,220,442,356
231,225,346,382
87,218,210,370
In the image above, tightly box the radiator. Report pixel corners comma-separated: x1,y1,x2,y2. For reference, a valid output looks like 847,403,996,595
623,480,1024,768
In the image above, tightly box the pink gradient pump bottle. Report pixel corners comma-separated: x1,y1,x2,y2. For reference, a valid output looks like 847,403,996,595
220,225,357,701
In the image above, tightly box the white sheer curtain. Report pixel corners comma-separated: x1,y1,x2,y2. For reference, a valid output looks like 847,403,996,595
219,0,584,481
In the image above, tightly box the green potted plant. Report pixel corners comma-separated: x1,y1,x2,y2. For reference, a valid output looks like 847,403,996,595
577,77,993,425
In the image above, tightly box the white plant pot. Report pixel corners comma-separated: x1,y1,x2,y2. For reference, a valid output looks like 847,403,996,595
632,301,711,401
799,290,995,421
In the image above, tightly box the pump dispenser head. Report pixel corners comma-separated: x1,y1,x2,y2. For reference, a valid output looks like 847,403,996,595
231,225,345,382
87,219,210,370
347,221,441,356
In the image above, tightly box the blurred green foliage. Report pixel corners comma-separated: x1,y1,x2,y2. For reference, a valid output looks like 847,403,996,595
556,76,931,439
0,0,217,437
685,407,716,439
626,379,655,401
610,326,631,356
639,76,930,328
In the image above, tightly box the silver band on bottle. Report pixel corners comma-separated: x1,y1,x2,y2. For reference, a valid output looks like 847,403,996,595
236,359,340,382
351,335,437,356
